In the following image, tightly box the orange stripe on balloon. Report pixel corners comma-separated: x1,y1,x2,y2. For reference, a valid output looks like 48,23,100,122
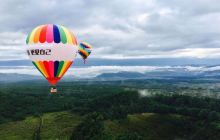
80,50,89,56
33,61,46,78
34,26,43,43
34,61,48,78
38,61,49,78
39,25,47,43
59,61,72,78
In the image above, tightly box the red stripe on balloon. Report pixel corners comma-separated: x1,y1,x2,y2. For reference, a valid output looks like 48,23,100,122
43,61,52,78
39,25,48,43
48,61,54,78
46,77,61,85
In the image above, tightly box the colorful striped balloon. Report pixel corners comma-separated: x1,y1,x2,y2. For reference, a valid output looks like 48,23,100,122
78,42,92,63
26,24,77,45
26,24,78,85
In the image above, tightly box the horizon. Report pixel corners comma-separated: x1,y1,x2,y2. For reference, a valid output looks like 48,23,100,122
2,57,220,79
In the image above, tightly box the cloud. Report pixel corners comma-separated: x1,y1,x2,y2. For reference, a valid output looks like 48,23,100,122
0,32,27,60
1,65,220,78
0,0,220,60
0,66,161,78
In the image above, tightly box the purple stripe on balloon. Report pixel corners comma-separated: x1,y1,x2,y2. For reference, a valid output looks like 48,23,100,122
53,25,61,43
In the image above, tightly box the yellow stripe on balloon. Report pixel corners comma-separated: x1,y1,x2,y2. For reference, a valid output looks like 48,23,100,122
68,30,77,45
35,61,48,78
58,61,71,77
29,27,39,44
58,61,69,77
62,26,73,45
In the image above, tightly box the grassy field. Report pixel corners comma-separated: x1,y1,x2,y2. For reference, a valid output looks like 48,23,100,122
105,113,197,140
0,111,82,140
1,111,216,140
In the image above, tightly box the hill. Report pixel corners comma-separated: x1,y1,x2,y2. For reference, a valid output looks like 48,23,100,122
96,72,146,79
0,73,41,83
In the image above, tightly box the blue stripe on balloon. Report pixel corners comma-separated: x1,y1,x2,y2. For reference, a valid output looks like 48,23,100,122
54,61,59,77
79,44,84,49
53,25,61,43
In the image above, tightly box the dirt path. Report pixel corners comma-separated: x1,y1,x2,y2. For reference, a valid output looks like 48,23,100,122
33,116,43,140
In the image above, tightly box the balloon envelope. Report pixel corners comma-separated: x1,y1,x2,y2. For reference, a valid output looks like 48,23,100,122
26,24,78,85
78,42,92,60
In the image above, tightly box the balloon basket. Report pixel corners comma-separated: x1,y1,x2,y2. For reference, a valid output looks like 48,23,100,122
50,86,57,94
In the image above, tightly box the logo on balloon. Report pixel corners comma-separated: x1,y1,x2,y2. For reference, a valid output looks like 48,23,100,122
27,49,51,56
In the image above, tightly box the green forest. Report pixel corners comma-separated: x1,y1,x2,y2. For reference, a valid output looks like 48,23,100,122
0,80,220,140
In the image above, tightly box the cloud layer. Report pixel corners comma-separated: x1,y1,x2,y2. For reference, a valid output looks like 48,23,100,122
1,65,220,78
0,0,220,60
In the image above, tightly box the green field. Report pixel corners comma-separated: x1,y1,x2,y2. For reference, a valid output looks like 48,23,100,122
0,111,220,140
1,81,220,139
0,111,81,140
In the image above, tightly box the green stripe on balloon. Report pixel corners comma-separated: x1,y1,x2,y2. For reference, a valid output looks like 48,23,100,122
32,61,46,78
56,61,64,77
26,32,31,44
59,26,67,44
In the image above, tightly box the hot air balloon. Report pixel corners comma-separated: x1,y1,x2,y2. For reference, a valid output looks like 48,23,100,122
78,42,92,64
26,24,78,93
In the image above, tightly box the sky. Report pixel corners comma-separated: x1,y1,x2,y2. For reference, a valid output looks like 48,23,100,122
0,0,220,61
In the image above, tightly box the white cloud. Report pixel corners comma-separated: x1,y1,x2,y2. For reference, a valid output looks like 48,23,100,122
158,8,173,16
0,0,220,60
0,32,27,60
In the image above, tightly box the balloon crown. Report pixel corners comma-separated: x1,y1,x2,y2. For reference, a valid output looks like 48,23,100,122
26,24,77,45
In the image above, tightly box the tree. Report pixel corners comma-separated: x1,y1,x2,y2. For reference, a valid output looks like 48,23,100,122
116,132,143,140
70,112,105,140
208,111,219,121
198,109,209,119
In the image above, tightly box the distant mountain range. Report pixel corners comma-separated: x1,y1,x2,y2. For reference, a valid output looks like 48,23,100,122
96,71,200,80
2,65,220,83
96,72,146,79
0,73,41,83
2,58,220,66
